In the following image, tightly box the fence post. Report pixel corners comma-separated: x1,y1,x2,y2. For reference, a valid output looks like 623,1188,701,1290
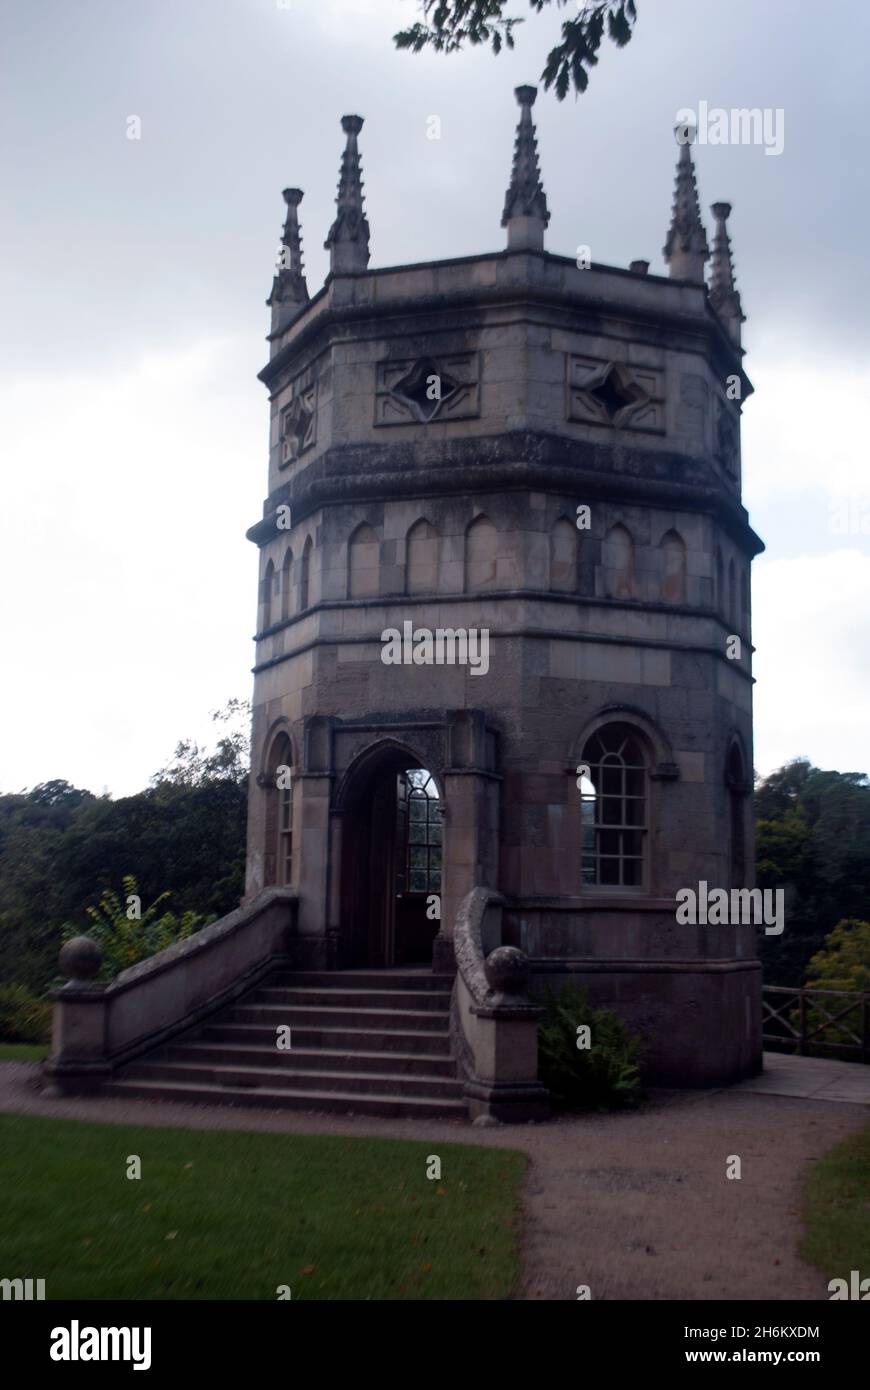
797,990,806,1056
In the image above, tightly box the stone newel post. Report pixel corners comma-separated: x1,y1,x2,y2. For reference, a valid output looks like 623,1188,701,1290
45,937,109,1094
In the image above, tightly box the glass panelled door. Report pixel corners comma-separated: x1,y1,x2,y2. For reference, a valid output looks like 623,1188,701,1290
394,768,443,963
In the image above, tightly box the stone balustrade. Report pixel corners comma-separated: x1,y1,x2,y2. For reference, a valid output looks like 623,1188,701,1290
46,889,298,1095
451,885,549,1123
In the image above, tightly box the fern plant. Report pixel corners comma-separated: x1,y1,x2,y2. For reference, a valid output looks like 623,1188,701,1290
534,980,642,1110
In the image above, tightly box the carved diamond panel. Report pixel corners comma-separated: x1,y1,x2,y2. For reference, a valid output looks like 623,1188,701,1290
279,375,317,467
375,352,480,426
567,355,664,433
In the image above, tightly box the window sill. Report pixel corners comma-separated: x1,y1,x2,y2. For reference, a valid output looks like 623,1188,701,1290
513,895,675,912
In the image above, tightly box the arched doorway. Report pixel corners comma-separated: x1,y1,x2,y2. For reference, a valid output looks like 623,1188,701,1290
339,748,444,968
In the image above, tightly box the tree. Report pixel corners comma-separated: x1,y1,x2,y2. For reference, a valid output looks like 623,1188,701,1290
24,781,96,811
798,919,870,1053
754,758,813,822
150,698,250,789
805,919,870,995
756,760,870,986
0,701,250,994
394,0,638,99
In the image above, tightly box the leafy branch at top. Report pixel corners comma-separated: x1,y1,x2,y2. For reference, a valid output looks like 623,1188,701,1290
394,1,638,99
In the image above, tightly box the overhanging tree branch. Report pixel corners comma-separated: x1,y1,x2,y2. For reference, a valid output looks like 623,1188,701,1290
394,1,637,98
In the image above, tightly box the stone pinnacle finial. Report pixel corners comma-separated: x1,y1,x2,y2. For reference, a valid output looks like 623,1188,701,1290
325,114,370,275
708,202,745,346
267,188,309,334
502,84,550,252
663,127,709,282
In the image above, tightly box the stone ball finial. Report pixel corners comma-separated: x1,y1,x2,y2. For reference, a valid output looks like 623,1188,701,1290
59,936,103,983
484,945,530,999
515,85,537,108
341,115,364,135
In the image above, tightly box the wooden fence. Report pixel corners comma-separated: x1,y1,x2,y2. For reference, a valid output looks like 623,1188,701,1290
762,986,870,1063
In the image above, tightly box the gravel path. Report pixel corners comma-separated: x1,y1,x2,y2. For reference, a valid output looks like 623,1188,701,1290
1,1061,865,1300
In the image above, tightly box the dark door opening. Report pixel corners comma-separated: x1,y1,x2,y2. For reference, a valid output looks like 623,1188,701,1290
340,759,443,968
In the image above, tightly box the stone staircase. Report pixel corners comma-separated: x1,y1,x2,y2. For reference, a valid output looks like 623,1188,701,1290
105,968,466,1120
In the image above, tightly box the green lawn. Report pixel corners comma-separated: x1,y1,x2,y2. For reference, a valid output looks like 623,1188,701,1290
800,1120,870,1279
0,1043,48,1062
0,1113,525,1300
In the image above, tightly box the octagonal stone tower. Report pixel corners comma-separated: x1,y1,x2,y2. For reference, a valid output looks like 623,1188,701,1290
245,93,763,1086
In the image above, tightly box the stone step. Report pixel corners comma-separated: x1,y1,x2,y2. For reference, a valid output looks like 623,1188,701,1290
198,1022,452,1055
121,1058,463,1100
104,966,466,1122
226,1003,449,1032
165,1041,456,1077
252,986,451,1012
271,970,454,993
103,1077,467,1120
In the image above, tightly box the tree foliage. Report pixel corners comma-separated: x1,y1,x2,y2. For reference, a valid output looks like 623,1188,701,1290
0,983,53,1044
790,919,870,1054
804,919,870,995
150,698,250,787
756,760,870,986
394,0,638,99
62,875,215,982
0,702,249,994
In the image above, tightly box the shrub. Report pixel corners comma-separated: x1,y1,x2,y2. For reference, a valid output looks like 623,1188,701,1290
534,980,642,1110
61,876,215,982
790,918,870,1053
0,983,53,1044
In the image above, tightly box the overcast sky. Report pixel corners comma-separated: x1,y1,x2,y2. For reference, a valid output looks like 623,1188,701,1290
1,0,868,796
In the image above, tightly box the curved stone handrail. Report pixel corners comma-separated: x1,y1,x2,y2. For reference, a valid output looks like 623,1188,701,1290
104,888,297,997
47,888,298,1091
453,885,505,1006
451,885,548,1124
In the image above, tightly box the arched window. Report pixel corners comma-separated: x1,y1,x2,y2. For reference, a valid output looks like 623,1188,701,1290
661,529,687,603
281,547,294,622
740,571,749,635
726,743,746,888
715,547,724,614
398,768,443,896
406,519,439,595
603,523,635,599
580,722,647,888
299,537,312,611
261,558,275,630
465,515,498,592
728,558,737,628
348,523,379,599
264,732,293,888
550,517,578,592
